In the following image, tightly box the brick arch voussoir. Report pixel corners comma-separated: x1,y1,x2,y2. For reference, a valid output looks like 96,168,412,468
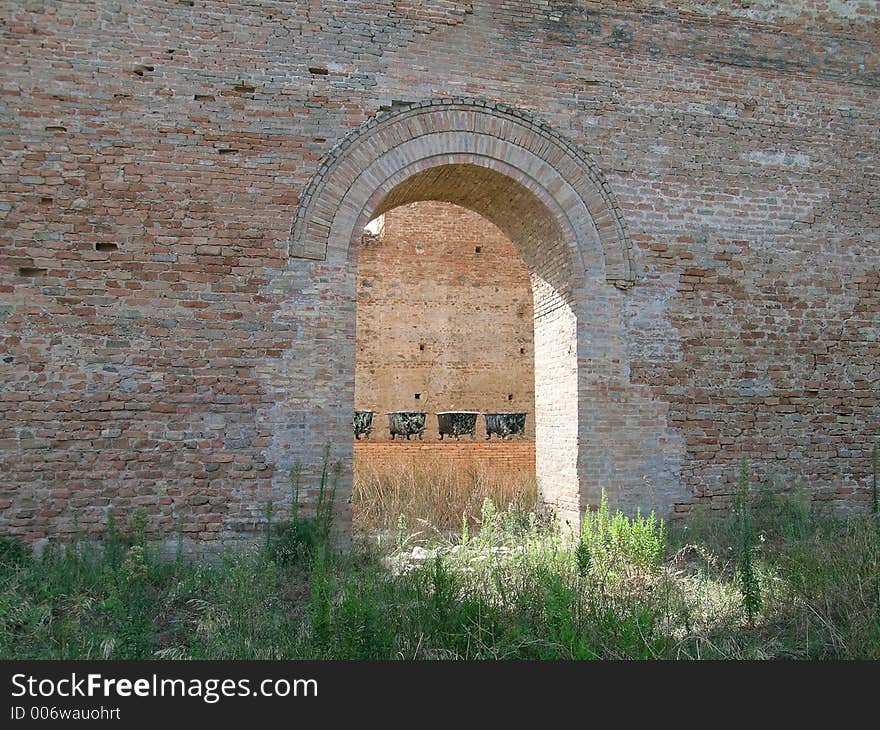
289,98,635,288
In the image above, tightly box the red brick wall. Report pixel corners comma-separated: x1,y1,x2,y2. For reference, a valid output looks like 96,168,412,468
0,0,877,547
355,201,535,438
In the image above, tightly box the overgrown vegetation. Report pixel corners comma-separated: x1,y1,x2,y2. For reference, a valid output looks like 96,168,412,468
2,461,878,659
352,453,537,535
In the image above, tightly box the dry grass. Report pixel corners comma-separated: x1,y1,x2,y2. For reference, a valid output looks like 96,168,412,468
4,485,878,659
352,454,536,534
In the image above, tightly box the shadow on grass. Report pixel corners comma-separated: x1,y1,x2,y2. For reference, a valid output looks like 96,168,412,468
2,450,878,659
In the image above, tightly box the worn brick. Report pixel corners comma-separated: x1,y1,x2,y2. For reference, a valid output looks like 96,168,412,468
0,0,877,548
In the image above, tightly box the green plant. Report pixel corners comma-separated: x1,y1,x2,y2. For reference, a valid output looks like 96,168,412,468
289,458,303,523
308,550,334,651
575,539,591,577
129,508,148,547
315,442,340,545
734,459,762,625
0,536,29,567
105,510,121,569
267,454,333,565
872,443,878,515
478,498,496,548
579,491,666,575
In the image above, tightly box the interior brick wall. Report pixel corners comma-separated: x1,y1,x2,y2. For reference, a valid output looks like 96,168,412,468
355,201,536,441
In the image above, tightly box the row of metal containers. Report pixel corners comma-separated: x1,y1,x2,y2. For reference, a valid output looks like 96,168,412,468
353,410,527,440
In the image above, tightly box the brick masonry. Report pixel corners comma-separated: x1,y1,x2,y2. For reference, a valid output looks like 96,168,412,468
0,1,877,549
355,201,536,439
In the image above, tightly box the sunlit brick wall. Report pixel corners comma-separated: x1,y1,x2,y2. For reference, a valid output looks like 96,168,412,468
355,201,536,441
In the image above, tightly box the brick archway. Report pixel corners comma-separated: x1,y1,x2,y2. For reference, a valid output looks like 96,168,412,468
290,99,635,290
269,98,684,541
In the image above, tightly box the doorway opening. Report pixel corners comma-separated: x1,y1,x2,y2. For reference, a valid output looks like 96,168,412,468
275,99,681,547
351,200,537,533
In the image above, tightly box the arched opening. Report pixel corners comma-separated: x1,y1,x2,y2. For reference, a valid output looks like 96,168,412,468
352,199,538,531
264,99,686,546
349,163,580,533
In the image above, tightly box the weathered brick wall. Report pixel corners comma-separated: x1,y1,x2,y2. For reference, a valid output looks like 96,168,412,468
1,0,877,548
355,201,535,439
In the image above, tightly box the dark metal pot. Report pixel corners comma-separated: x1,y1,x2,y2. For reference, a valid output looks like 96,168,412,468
353,410,373,440
387,411,426,440
436,411,478,440
485,412,527,440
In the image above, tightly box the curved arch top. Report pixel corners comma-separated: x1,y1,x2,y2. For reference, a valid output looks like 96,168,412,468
289,98,636,288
